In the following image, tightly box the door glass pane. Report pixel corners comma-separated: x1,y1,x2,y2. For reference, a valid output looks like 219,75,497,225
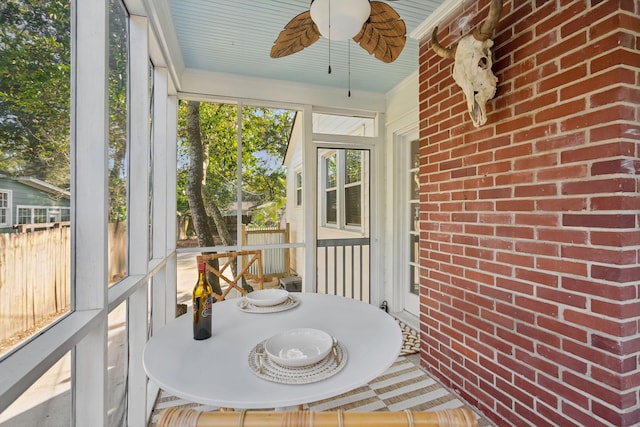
411,170,419,200
345,185,361,226
108,0,129,286
345,150,361,184
325,154,336,188
408,138,420,296
0,0,72,358
411,203,419,232
411,138,420,168
326,190,337,224
409,254,419,295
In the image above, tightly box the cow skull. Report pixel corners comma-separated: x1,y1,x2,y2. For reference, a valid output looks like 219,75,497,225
432,0,503,127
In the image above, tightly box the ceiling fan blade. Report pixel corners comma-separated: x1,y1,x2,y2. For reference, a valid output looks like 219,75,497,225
270,11,321,58
353,1,406,63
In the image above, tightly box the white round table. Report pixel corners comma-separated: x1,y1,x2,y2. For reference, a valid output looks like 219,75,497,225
143,293,402,409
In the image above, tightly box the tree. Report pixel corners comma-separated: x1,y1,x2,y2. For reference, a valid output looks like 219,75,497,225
0,0,71,188
178,101,293,244
107,0,129,223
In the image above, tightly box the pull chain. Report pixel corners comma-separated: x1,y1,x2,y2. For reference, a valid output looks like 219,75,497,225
348,41,351,97
327,0,332,74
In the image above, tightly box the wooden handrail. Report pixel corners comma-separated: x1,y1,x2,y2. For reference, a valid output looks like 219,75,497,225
157,408,478,427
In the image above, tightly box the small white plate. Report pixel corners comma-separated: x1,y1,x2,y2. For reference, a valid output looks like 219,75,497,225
245,289,289,307
265,328,333,367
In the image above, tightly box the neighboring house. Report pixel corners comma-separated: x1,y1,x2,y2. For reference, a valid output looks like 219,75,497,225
0,175,70,233
284,113,374,300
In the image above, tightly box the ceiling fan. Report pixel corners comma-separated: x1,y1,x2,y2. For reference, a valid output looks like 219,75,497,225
270,0,407,64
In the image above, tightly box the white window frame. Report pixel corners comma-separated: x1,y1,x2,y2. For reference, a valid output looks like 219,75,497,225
0,190,12,227
15,205,70,224
295,171,303,207
0,2,178,426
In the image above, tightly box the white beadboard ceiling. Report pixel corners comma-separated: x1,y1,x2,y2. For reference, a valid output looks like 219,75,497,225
160,0,445,95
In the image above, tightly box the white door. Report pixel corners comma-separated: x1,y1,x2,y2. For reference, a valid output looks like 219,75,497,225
315,147,371,303
403,133,420,316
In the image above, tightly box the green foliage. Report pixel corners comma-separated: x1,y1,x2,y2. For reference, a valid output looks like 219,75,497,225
0,0,129,224
107,0,129,223
0,0,71,188
250,197,286,228
177,101,294,229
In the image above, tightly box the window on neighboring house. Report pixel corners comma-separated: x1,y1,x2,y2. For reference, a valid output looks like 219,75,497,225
295,172,302,206
34,208,48,223
321,149,365,229
18,207,31,224
16,206,70,224
0,191,9,225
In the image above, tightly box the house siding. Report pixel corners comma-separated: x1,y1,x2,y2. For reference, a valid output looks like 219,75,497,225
0,178,70,230
417,1,639,426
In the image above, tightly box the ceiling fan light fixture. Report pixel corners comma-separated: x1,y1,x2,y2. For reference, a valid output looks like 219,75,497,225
310,0,371,41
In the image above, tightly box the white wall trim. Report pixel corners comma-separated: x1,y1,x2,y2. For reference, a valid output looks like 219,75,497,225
180,68,386,113
411,0,466,41
143,0,184,91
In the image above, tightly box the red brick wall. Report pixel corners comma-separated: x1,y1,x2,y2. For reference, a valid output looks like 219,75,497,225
417,1,640,425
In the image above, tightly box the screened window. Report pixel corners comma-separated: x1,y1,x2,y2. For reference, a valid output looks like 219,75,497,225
175,101,296,248
0,0,71,361
108,0,129,286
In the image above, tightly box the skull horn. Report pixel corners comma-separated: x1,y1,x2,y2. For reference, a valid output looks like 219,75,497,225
473,0,503,41
431,26,457,59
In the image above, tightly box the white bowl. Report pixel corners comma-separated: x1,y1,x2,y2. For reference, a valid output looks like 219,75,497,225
265,328,333,367
245,289,289,307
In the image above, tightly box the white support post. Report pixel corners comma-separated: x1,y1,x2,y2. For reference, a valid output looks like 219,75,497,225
302,105,316,293
151,67,169,331
71,0,109,425
165,94,178,320
127,14,150,427
369,112,385,307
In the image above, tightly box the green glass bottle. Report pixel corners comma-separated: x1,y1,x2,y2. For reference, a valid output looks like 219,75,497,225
193,262,213,340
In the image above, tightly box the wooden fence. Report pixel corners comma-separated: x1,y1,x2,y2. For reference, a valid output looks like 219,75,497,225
242,223,291,279
0,227,71,342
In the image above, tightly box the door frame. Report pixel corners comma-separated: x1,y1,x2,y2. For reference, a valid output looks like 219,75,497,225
391,127,420,317
301,107,384,307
